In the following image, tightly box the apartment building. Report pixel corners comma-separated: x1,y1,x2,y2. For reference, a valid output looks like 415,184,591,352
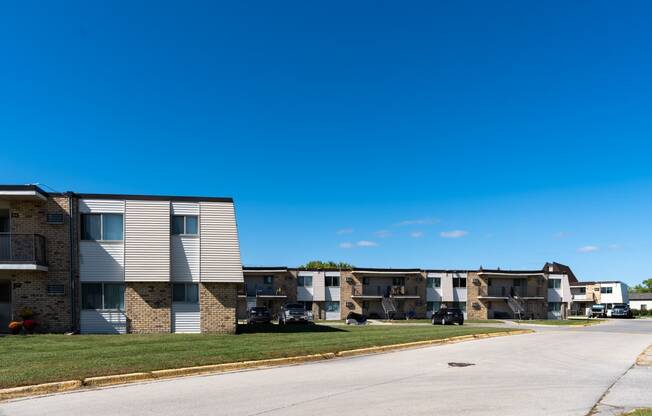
570,280,629,316
240,264,576,321
1,185,244,334
629,292,652,312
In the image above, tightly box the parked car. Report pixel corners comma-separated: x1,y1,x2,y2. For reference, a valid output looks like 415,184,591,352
345,312,367,325
431,308,464,325
247,307,272,324
611,304,633,319
278,303,312,324
591,304,607,318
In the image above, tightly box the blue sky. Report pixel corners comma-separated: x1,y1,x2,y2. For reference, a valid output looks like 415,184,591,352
2,1,652,285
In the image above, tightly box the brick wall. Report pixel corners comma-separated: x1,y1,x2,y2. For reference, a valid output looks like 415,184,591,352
466,272,487,320
200,282,237,333
4,196,74,332
125,282,171,333
340,270,360,318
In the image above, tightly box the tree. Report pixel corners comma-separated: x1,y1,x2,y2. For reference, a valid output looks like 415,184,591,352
300,260,353,270
630,278,652,293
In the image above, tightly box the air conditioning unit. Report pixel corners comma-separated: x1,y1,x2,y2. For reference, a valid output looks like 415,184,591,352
346,302,355,309
472,302,481,309
472,278,480,285
345,277,354,284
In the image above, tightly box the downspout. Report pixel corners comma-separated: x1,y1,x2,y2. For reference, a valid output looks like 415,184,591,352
68,192,77,333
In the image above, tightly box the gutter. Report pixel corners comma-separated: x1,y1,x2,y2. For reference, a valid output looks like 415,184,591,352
67,192,77,332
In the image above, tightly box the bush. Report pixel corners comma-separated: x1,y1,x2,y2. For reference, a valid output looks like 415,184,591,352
632,309,652,317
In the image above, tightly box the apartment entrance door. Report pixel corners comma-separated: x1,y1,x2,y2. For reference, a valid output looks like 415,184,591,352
0,281,11,333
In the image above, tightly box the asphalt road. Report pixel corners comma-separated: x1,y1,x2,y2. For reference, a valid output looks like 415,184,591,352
2,319,651,416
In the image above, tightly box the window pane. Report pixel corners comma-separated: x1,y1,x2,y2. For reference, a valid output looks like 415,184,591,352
171,216,184,235
104,284,125,310
172,283,186,302
103,214,124,240
325,301,339,312
81,283,102,309
81,214,101,241
186,283,199,303
326,276,339,287
434,278,441,288
460,278,467,288
263,276,273,285
185,216,198,235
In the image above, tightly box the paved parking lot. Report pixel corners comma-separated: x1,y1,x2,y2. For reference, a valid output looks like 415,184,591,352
2,319,651,416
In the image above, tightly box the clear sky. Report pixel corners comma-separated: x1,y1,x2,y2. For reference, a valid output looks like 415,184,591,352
2,1,651,285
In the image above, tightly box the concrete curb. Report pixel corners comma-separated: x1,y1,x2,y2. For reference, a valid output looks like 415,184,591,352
0,380,82,401
636,344,652,367
0,329,532,401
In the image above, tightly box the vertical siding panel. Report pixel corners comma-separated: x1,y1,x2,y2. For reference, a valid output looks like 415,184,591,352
199,202,243,282
124,200,170,282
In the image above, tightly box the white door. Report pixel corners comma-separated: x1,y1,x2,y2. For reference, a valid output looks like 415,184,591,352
325,301,340,320
0,280,11,333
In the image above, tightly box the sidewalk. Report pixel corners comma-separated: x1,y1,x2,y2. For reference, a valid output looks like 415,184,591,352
592,345,652,415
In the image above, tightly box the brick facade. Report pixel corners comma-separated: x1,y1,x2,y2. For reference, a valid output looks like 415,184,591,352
125,282,171,333
200,282,238,333
2,196,74,332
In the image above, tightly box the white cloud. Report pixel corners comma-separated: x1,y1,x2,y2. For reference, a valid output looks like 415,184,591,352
396,217,439,226
553,231,570,238
339,242,354,249
356,240,378,247
374,229,392,238
336,228,354,235
410,231,424,238
578,245,599,253
440,230,468,238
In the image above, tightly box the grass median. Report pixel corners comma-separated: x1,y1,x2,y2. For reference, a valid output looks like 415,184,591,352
0,324,513,389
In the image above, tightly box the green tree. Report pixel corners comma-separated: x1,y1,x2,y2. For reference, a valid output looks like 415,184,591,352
300,260,353,270
631,278,652,293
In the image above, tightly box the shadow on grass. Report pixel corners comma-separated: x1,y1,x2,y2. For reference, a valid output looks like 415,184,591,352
236,323,346,334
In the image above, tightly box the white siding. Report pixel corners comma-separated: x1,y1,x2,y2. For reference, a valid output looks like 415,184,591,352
80,241,124,282
441,274,454,302
171,202,200,216
453,288,467,302
312,272,326,301
172,303,201,333
124,200,170,282
297,273,314,301
79,199,125,213
80,310,127,334
171,236,200,282
326,286,340,301
199,202,243,282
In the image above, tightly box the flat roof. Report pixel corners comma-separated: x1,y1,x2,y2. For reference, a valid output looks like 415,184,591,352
75,193,233,203
0,185,50,201
629,293,652,300
243,266,288,273
572,281,625,286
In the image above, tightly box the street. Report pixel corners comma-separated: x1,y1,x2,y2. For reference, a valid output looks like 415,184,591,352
2,319,651,416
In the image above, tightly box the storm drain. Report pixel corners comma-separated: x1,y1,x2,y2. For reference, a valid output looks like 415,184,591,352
448,362,475,367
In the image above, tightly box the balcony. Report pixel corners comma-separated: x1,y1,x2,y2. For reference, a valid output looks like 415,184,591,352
351,285,419,299
0,233,48,270
239,284,287,298
477,286,543,299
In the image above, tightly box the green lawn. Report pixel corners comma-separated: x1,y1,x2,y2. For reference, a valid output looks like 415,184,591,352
0,324,512,389
386,319,504,324
622,410,652,416
514,319,603,326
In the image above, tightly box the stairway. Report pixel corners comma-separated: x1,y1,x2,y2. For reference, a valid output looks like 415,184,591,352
381,297,397,320
507,296,526,320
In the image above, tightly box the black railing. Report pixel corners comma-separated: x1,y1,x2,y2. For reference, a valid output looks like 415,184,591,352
478,286,542,298
0,233,47,266
352,285,418,297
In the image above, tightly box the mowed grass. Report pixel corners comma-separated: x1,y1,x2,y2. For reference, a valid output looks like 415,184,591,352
0,324,511,388
515,319,603,326
383,319,504,324
622,410,652,416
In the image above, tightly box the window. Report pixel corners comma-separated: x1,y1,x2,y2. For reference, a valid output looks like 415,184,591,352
325,301,340,312
427,277,441,288
362,277,370,285
171,215,199,235
642,304,647,311
392,277,405,286
325,276,340,287
301,301,313,311
600,287,613,294
172,283,199,303
548,279,561,289
427,301,441,312
453,277,466,288
548,302,561,312
263,275,273,285
81,214,123,241
578,287,586,294
81,283,124,310
513,279,521,287
453,301,466,311
298,276,313,287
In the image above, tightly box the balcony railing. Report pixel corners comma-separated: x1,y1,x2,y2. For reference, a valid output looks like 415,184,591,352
240,284,286,297
478,286,542,298
0,233,47,266
352,285,418,297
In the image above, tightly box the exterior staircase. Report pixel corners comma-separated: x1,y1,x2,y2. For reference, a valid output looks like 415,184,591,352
507,296,526,320
381,296,397,320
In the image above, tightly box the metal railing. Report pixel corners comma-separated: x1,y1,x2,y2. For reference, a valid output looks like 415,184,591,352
478,286,542,298
0,233,47,266
240,284,286,297
352,285,418,297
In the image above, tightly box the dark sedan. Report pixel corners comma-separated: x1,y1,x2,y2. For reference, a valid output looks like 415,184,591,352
248,307,272,324
431,308,464,325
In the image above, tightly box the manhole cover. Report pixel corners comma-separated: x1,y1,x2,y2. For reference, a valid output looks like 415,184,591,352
448,362,475,367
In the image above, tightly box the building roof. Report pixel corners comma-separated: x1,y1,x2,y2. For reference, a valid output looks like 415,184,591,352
543,262,578,283
628,292,652,300
0,184,51,201
75,193,233,203
243,266,288,273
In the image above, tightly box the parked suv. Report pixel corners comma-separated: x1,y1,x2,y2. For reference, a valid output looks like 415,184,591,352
248,306,272,324
611,304,633,319
278,303,311,324
431,308,464,325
